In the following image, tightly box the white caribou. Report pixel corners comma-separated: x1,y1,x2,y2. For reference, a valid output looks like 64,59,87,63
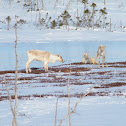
26,50,64,73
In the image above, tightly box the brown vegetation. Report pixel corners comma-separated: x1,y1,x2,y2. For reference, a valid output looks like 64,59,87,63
0,61,126,102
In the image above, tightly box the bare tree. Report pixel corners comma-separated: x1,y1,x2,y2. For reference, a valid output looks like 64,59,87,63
12,15,18,126
4,15,19,126
4,76,15,126
58,83,98,126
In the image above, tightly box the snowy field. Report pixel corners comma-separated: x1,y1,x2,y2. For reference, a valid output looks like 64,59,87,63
0,0,126,126
0,62,126,126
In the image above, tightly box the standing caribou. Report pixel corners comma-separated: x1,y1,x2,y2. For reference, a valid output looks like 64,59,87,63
26,50,64,73
92,45,108,68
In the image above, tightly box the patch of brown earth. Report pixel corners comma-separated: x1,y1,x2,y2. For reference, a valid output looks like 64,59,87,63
96,71,112,75
50,67,91,73
39,78,67,83
92,77,111,80
0,89,125,101
0,61,126,75
94,82,126,88
18,77,36,80
71,82,93,86
108,61,126,65
109,65,126,68
0,95,33,101
53,84,67,87
71,62,84,65
0,62,91,75
107,61,126,68
0,70,15,75
71,72,83,76
1,61,126,102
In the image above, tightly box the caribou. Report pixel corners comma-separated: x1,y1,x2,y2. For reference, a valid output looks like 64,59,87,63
82,53,98,67
26,50,64,73
92,45,108,68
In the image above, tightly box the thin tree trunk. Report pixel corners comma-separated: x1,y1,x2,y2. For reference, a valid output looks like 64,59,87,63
88,15,89,30
83,4,86,27
103,15,105,28
33,0,35,11
37,0,38,10
110,18,111,32
8,21,10,30
54,0,58,8
104,0,106,5
12,15,18,126
92,8,94,30
58,83,98,126
42,0,44,10
68,66,71,126
55,98,59,126
4,76,15,120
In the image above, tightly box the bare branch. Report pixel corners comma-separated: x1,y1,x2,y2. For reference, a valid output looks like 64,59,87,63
55,97,59,126
59,83,98,126
4,75,14,116
12,15,18,126
68,63,71,126
54,0,58,9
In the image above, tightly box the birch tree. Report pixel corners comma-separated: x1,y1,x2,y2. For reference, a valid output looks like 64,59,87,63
12,15,18,126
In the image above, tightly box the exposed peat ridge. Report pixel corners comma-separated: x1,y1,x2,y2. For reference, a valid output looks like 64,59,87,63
0,61,126,101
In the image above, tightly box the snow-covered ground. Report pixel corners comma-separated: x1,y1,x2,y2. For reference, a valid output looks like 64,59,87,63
1,97,126,126
0,62,126,126
0,0,126,44
0,0,126,126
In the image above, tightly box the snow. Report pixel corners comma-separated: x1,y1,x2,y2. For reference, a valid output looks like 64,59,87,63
0,0,126,43
0,0,126,126
1,97,126,126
